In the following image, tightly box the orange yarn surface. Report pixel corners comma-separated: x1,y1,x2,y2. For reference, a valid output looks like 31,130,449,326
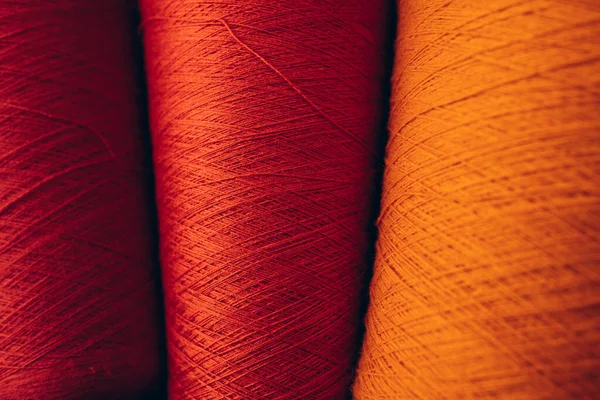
139,0,391,398
355,0,600,398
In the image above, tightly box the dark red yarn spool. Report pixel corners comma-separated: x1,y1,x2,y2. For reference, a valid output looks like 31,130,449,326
0,1,164,398
140,0,391,398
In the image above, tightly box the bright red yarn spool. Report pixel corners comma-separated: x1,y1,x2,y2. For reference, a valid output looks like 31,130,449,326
0,1,164,398
140,0,391,398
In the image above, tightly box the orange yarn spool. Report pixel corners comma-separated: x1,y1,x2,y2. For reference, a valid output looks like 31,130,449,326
355,0,600,398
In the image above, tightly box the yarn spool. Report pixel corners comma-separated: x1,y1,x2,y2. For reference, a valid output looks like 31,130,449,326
0,1,164,398
354,0,600,398
139,0,391,398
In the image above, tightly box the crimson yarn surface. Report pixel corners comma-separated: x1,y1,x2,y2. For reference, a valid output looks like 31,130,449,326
140,0,391,398
0,1,164,398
